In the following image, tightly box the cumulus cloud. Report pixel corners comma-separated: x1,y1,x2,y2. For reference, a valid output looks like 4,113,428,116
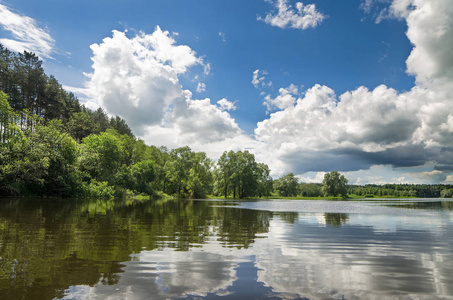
83,26,244,155
0,4,56,59
196,82,206,93
84,27,212,134
85,29,184,134
251,0,453,179
401,0,453,86
263,84,298,111
170,95,241,144
255,83,448,174
252,69,272,89
217,98,237,111
258,0,326,30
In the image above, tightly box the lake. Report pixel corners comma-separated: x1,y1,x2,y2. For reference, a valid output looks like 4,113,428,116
0,198,452,299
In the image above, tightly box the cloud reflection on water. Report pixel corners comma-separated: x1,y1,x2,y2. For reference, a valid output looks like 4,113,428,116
62,200,453,299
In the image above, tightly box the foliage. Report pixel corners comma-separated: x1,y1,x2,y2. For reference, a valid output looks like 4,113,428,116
273,173,298,197
2,45,453,200
0,45,133,140
322,171,348,198
441,189,453,198
214,150,272,198
82,180,115,199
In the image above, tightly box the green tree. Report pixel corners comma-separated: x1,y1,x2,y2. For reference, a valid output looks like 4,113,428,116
130,159,157,194
300,183,322,197
256,163,273,197
440,189,453,198
66,111,98,142
27,120,81,196
215,150,234,198
0,91,23,144
79,130,123,184
322,171,348,198
214,150,270,198
163,146,212,198
274,173,299,197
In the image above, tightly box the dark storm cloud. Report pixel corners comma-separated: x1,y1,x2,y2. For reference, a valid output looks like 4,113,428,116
281,144,442,173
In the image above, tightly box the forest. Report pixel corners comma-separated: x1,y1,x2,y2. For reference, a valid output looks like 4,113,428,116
1,45,452,199
0,45,273,199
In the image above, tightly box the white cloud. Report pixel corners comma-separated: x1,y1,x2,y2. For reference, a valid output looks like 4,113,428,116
0,4,56,59
359,0,392,15
252,69,271,89
171,95,242,144
444,175,453,184
196,82,206,93
299,172,326,183
360,0,375,13
264,84,298,111
258,0,326,30
84,27,244,155
217,98,237,111
75,0,453,183
404,170,447,184
402,0,453,86
218,32,226,42
251,0,453,179
85,28,184,135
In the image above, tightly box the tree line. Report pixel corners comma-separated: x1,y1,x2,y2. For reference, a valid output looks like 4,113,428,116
0,45,274,198
1,45,452,199
1,89,273,198
0,45,134,140
272,172,453,198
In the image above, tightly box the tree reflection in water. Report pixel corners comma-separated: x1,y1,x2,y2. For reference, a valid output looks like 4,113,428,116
324,213,349,227
0,198,275,299
1,198,453,299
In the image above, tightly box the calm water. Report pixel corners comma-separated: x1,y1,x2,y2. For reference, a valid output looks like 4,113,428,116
1,198,453,299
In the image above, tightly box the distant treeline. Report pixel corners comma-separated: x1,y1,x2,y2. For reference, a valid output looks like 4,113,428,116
273,173,453,198
1,46,452,199
0,46,272,199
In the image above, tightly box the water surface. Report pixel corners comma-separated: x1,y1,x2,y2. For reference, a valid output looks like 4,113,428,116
0,198,452,299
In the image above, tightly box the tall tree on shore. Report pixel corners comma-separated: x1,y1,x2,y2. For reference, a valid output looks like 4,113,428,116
322,171,348,198
274,173,298,197
214,150,271,198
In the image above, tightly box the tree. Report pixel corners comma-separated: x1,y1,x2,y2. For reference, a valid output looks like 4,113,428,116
215,150,234,198
0,117,81,196
163,146,212,198
300,183,322,197
79,130,123,184
256,163,273,197
274,173,299,197
0,91,23,144
27,120,81,196
441,189,453,198
214,150,270,198
130,159,157,195
322,171,348,198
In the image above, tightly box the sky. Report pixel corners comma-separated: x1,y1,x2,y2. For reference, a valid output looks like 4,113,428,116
0,0,452,185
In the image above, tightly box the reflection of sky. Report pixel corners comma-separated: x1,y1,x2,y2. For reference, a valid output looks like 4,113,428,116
61,200,453,299
254,217,453,299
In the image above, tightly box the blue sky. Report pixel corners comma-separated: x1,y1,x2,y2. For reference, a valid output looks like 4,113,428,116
1,0,453,184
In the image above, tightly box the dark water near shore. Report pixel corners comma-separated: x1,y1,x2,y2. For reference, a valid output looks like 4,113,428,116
0,198,453,299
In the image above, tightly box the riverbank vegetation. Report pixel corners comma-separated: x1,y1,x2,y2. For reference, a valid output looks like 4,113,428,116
1,46,453,199
0,46,273,199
